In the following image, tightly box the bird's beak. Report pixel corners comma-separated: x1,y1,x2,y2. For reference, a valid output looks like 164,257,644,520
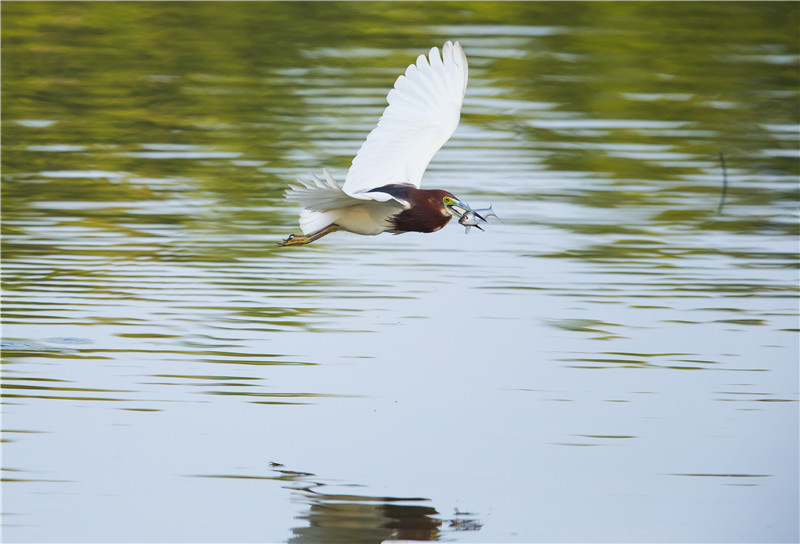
447,199,485,221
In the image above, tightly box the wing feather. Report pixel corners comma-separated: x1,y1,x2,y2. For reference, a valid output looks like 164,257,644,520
285,169,399,212
342,41,468,195
285,169,406,235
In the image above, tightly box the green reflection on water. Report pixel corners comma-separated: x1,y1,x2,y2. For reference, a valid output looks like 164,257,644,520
2,2,798,262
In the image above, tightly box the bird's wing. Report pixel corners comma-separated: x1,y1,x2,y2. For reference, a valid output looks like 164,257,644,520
342,41,468,195
285,169,407,235
285,169,405,211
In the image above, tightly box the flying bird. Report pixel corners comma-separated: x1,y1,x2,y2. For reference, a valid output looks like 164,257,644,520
280,41,482,246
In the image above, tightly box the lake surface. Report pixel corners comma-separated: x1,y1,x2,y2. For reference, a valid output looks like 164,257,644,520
2,2,798,543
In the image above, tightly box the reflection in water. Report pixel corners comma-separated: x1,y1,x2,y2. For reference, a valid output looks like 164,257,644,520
198,463,482,543
291,498,440,544
274,463,478,543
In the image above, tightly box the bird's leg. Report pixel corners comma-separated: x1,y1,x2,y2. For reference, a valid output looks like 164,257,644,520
278,224,341,246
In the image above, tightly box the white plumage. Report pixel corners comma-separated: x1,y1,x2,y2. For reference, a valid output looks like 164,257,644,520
282,41,469,244
344,41,468,194
292,169,403,235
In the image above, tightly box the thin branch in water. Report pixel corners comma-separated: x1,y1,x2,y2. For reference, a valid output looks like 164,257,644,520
717,151,728,215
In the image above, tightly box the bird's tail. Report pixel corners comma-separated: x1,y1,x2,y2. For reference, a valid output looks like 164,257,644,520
284,169,352,235
285,169,348,211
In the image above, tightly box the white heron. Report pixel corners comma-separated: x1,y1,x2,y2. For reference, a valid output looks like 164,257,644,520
280,41,485,246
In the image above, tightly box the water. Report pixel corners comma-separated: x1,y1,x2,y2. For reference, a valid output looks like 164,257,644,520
2,3,798,542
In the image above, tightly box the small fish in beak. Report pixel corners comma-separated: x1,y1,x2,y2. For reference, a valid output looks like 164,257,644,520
459,204,501,234
459,209,484,232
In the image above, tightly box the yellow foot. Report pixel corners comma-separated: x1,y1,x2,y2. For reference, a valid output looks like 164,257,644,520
278,224,341,247
278,234,311,246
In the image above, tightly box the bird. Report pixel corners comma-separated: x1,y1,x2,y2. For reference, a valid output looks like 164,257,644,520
280,41,480,246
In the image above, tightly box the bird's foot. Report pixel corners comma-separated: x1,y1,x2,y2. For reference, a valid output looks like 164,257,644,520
278,234,311,246
278,224,341,247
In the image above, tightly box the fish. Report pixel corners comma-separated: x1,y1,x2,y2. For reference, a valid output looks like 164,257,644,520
474,204,500,222
459,210,484,233
459,204,501,234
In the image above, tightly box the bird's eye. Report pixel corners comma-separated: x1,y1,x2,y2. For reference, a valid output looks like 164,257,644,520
443,197,453,205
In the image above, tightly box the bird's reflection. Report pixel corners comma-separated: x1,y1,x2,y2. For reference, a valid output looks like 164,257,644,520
268,463,481,543
289,498,440,543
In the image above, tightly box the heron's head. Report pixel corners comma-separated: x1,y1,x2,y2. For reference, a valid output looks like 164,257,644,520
442,194,483,220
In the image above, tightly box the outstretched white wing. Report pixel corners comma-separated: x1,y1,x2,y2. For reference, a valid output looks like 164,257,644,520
342,41,468,195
